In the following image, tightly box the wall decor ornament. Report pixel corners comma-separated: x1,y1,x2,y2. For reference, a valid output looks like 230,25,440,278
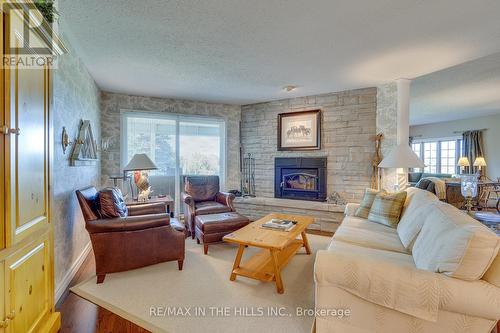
61,126,84,154
277,109,321,151
371,133,384,189
70,120,98,166
61,126,70,153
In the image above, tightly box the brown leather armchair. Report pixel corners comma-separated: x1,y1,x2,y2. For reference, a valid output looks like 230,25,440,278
182,176,235,238
76,186,185,283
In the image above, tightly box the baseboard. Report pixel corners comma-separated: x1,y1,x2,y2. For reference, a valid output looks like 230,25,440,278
55,242,92,304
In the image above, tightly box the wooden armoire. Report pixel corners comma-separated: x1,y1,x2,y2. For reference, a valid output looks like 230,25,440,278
1,1,66,332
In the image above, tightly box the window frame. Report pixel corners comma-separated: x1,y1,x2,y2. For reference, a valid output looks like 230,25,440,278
120,110,227,213
411,136,462,174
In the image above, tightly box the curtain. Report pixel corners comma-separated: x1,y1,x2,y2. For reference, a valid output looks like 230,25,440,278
462,130,484,174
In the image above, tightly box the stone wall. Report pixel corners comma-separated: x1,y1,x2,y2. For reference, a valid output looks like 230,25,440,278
100,92,241,190
52,35,100,291
234,197,344,233
240,88,377,203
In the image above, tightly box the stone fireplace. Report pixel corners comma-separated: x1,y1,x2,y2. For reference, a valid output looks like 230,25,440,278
274,157,327,201
237,88,376,233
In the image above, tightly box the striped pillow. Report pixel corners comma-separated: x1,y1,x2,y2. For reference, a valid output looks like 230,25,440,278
368,191,408,227
354,188,384,219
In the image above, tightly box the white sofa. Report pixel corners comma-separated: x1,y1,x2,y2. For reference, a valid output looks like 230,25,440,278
314,187,500,333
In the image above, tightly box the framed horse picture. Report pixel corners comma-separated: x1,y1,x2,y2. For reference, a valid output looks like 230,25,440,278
277,109,321,151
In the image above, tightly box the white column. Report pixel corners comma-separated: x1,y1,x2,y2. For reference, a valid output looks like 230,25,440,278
396,78,411,189
396,78,411,145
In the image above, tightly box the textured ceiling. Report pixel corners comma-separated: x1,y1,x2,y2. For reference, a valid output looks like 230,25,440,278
59,0,500,104
410,52,500,125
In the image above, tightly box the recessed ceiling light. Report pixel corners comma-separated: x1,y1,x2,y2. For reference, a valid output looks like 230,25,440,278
283,85,298,92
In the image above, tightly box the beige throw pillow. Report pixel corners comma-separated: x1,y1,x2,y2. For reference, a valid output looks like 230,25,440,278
397,187,440,249
367,191,408,227
412,202,500,280
355,188,384,219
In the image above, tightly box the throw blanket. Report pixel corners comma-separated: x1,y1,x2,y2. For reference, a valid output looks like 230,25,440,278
423,177,447,200
315,250,440,322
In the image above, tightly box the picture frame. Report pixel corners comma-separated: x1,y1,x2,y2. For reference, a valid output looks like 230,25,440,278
277,109,321,151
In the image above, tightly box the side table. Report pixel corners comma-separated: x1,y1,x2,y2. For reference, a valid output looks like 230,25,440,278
127,195,174,217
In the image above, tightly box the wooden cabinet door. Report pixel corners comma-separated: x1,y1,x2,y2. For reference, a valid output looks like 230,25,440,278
0,1,5,251
0,261,5,333
4,9,50,246
5,236,50,333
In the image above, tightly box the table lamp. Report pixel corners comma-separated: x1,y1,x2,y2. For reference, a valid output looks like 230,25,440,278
473,157,487,179
123,153,158,201
457,157,470,174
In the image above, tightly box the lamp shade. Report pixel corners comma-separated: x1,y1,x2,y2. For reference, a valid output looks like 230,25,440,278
473,156,487,167
123,153,157,171
378,144,425,169
457,157,470,167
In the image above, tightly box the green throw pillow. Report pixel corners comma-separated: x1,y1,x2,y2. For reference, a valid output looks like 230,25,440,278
367,191,408,227
354,188,384,219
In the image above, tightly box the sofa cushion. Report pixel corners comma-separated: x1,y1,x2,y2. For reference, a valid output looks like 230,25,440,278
321,240,500,322
195,201,232,215
412,202,500,280
98,187,128,218
195,212,250,234
415,178,436,193
333,216,409,254
318,240,439,321
184,176,219,202
483,253,500,288
397,187,440,249
354,188,383,219
367,191,407,227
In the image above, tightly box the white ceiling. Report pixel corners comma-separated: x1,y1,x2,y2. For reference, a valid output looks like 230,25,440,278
59,0,500,105
410,52,500,125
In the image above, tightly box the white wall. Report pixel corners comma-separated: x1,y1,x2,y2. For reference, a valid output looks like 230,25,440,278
410,113,500,179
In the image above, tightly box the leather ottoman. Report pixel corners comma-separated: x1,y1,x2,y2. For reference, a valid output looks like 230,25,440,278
195,212,250,254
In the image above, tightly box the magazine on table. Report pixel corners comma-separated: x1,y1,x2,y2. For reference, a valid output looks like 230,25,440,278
261,218,297,232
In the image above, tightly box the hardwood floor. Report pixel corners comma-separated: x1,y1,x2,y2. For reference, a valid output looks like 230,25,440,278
57,229,331,333
56,251,149,333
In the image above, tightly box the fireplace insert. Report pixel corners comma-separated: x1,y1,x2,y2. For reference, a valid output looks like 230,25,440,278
274,157,327,201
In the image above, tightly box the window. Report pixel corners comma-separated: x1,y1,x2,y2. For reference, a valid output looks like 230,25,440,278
424,142,437,173
440,140,456,174
411,142,421,159
122,112,226,214
411,138,462,174
179,121,222,176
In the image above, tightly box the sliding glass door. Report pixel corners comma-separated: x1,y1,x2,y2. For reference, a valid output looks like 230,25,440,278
122,111,226,215
179,120,225,191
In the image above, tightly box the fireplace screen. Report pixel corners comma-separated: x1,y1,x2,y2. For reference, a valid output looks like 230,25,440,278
282,172,318,191
275,157,327,201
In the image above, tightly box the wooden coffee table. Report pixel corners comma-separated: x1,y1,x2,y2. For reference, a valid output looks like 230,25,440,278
223,213,313,294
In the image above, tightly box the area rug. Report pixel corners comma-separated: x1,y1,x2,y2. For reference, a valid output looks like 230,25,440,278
71,234,331,333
